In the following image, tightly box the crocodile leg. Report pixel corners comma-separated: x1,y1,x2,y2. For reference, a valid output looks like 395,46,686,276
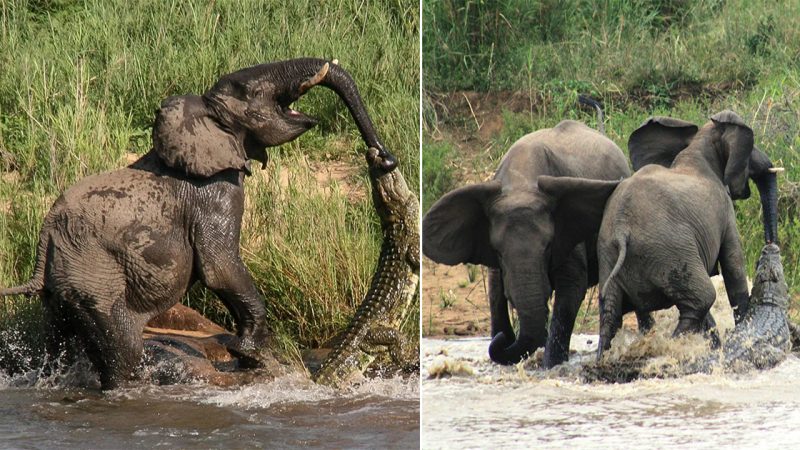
362,324,420,372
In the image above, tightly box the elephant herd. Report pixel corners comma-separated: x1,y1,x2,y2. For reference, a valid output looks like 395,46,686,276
423,103,779,368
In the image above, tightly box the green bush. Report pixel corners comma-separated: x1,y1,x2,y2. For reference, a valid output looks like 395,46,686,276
424,0,799,96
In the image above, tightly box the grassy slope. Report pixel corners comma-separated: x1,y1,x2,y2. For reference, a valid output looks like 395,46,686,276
0,0,419,366
423,0,800,322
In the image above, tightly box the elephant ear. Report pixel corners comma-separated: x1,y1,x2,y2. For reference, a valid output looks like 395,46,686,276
710,110,754,199
538,175,621,264
422,182,501,267
628,117,698,170
153,95,248,177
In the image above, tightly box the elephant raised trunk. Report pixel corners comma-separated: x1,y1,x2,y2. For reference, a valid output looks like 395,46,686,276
319,61,398,171
750,147,780,245
203,58,397,172
250,58,396,171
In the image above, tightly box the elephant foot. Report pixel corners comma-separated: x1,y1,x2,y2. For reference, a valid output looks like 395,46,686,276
227,336,284,374
542,345,569,369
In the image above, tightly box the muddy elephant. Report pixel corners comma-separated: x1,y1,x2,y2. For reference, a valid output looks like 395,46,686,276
539,111,778,358
0,58,396,389
423,115,649,368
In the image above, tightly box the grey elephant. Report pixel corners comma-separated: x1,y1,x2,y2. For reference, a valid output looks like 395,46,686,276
423,106,651,368
0,58,397,389
539,110,778,359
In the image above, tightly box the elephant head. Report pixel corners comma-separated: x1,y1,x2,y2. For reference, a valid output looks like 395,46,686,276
152,58,397,178
628,111,779,244
423,177,620,365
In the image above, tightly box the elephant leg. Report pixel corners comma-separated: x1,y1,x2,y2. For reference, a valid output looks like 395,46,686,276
70,296,144,390
702,312,721,349
635,310,654,333
195,229,270,358
488,267,514,340
621,296,654,334
671,273,717,338
41,291,74,369
718,221,751,323
544,245,588,368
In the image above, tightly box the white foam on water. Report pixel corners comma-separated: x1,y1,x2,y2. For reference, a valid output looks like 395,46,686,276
422,336,800,449
195,372,419,409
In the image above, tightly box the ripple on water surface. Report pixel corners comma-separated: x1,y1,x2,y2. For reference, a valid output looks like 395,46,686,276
422,336,800,450
0,369,419,449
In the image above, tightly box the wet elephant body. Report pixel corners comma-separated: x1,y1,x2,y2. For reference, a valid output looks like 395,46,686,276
1,58,395,389
424,119,636,368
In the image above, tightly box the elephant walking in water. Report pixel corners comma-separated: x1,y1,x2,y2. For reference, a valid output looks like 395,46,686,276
423,102,651,368
541,111,778,358
0,58,397,390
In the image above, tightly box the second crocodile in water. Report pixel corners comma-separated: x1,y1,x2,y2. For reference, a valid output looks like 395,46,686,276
584,243,792,383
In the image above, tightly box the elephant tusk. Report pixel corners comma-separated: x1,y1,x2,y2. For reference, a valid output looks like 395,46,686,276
299,62,329,94
768,167,785,173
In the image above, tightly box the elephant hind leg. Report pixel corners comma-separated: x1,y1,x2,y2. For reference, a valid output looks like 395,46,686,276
635,311,655,333
671,272,717,340
98,301,145,389
69,297,145,390
40,291,83,379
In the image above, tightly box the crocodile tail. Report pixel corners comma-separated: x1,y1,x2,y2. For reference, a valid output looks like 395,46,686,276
0,226,49,298
578,94,605,134
313,239,397,386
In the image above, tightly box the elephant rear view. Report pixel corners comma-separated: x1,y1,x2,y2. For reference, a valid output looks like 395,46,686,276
598,111,778,356
0,58,397,390
540,111,779,359
423,116,638,368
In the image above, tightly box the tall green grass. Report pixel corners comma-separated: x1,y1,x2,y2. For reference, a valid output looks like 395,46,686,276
0,0,419,368
424,0,799,94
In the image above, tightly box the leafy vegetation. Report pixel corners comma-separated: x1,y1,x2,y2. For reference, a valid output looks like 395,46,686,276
0,0,419,369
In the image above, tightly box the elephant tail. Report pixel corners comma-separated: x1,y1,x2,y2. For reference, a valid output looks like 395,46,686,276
0,228,49,299
578,95,605,135
0,281,41,297
601,232,628,298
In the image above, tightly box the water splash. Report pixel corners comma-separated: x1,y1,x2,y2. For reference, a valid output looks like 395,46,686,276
422,334,800,448
196,372,419,409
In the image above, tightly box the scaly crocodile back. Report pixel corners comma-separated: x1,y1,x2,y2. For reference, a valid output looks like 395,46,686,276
313,148,419,387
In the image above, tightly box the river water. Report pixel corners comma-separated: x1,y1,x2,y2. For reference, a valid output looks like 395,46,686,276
421,335,800,449
0,369,419,448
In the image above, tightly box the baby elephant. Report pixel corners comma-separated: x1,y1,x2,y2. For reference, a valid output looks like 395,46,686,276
539,110,778,358
0,58,396,389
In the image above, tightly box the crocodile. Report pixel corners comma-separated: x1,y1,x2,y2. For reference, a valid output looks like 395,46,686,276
312,147,420,388
584,243,792,383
